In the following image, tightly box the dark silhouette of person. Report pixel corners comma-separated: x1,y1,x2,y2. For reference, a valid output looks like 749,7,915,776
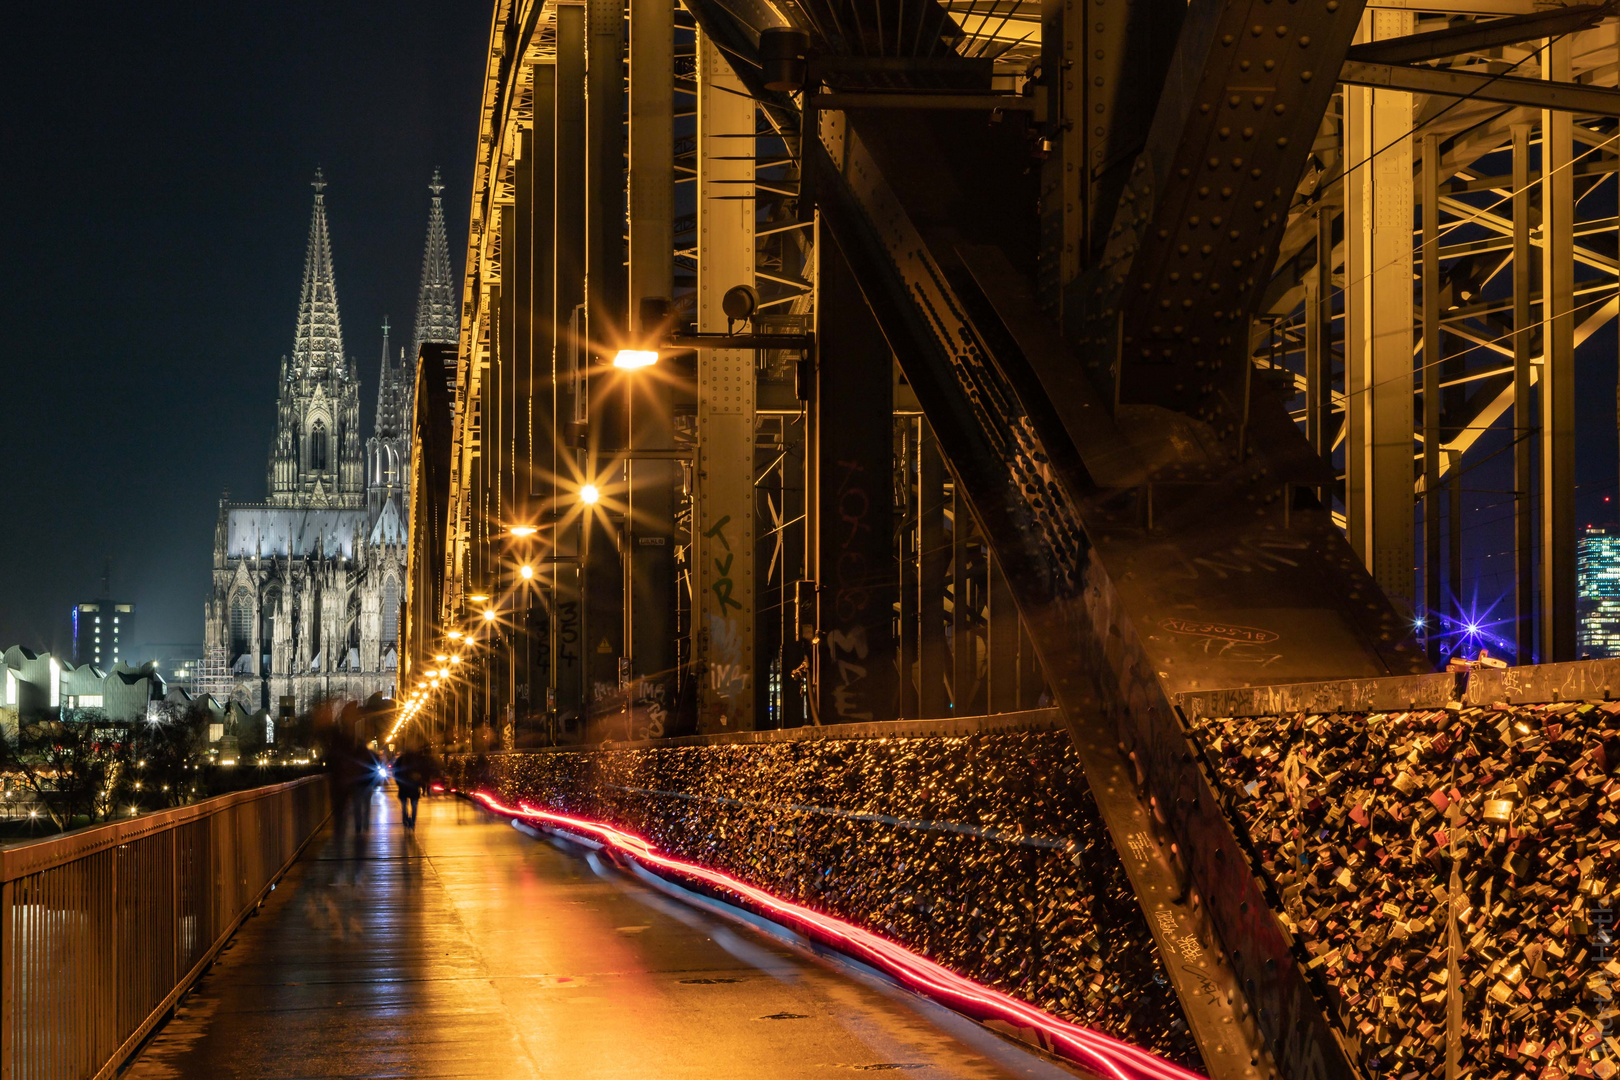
323,719,380,842
393,749,426,828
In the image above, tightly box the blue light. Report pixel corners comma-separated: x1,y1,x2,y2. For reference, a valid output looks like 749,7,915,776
1424,587,1517,667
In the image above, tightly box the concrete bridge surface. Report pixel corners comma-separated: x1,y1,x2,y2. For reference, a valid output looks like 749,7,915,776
122,786,1090,1079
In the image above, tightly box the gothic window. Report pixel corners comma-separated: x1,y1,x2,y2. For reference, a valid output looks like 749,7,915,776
346,594,361,669
382,577,399,645
308,420,328,472
310,589,322,655
229,591,252,663
260,588,280,673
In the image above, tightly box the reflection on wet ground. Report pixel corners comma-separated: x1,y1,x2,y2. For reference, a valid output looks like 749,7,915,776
124,785,1088,1079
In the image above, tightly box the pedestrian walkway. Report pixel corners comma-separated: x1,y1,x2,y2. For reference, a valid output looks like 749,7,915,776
123,785,1087,1079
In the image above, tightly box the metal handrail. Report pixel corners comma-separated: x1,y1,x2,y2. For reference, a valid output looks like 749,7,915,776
0,774,331,1080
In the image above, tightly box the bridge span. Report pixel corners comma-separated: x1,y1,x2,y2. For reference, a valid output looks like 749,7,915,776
121,785,1104,1080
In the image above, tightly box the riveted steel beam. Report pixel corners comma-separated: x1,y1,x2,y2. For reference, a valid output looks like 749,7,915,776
693,31,757,732
1343,2,1608,63
1339,59,1620,114
1086,0,1369,451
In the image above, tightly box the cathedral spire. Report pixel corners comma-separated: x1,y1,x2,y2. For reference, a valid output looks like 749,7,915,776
410,169,459,363
293,169,347,379
374,317,405,439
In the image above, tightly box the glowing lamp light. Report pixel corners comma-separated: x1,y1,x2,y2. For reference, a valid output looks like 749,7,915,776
448,630,465,639
580,484,601,505
482,609,497,622
435,654,449,662
451,655,462,665
519,564,535,580
612,349,659,369
508,525,538,537
467,594,490,603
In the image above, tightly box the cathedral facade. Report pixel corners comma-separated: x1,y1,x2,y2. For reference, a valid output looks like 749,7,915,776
203,171,458,715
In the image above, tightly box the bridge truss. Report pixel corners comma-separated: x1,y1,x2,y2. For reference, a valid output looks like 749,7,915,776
399,0,1620,1076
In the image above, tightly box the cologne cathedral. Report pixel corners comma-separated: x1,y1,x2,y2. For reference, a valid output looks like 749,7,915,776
202,171,459,714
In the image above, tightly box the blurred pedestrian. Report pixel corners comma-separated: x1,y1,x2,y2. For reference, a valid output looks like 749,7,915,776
393,748,425,828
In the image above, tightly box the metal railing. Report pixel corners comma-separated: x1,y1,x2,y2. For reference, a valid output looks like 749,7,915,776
0,775,330,1080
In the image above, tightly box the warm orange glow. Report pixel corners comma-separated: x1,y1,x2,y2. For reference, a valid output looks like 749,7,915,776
471,792,1202,1080
467,594,490,603
519,564,535,580
508,525,537,537
435,654,449,662
448,630,464,640
482,609,497,621
612,349,659,369
580,484,601,505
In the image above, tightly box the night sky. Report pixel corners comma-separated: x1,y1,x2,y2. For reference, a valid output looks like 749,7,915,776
0,1,490,657
1,3,1617,666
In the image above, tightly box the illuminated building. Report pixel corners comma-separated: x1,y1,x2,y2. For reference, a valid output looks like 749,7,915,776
1578,525,1620,659
72,600,134,669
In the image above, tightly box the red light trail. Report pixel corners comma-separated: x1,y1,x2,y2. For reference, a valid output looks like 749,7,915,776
470,790,1206,1080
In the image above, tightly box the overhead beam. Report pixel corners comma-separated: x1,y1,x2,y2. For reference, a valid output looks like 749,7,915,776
1344,3,1608,64
812,92,1037,111
1340,59,1620,114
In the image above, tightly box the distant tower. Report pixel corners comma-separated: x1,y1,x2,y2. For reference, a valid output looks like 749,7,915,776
1578,525,1620,658
367,318,411,515
410,169,460,366
267,170,365,507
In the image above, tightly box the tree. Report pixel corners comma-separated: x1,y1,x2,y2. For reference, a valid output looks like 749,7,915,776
132,700,211,807
1,710,130,830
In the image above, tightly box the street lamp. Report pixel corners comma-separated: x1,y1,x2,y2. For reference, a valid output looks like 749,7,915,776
508,526,538,537
483,608,497,622
519,564,535,580
580,484,601,505
612,349,659,369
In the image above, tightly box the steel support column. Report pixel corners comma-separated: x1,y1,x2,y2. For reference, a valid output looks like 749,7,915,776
1513,121,1534,662
898,417,919,719
585,0,627,701
528,63,558,729
1422,134,1442,657
917,423,948,719
1345,9,1416,606
950,475,974,712
627,0,676,688
1541,36,1577,661
815,238,897,725
693,32,756,731
987,552,1018,714
512,132,536,739
552,4,587,725
1305,205,1334,496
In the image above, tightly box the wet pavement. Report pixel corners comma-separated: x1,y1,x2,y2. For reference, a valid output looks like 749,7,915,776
123,784,1088,1079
